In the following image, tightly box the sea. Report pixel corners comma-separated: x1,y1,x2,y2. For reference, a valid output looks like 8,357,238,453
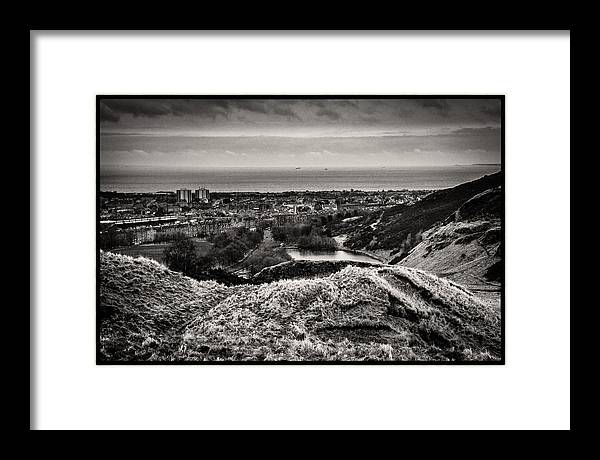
100,165,501,193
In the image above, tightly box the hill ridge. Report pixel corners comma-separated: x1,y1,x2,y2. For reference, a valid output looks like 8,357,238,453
99,251,501,362
344,172,502,256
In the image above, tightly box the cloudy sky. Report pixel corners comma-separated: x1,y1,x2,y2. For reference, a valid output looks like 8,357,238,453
99,98,501,169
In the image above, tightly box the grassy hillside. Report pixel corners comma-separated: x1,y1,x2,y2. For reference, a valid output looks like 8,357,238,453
99,251,501,362
99,251,232,361
344,172,502,256
399,187,502,307
252,259,377,283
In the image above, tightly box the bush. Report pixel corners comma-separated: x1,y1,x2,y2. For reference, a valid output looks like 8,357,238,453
208,227,263,266
98,227,135,249
243,243,292,274
153,231,187,244
189,268,248,285
163,237,198,274
297,229,337,252
214,239,249,265
164,227,264,275
484,260,502,281
272,224,312,243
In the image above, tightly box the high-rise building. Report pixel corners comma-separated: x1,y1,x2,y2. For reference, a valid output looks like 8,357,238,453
176,189,192,203
195,187,210,201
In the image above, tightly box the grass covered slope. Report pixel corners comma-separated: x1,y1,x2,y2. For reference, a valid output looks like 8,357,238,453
344,172,502,255
399,186,502,306
99,251,501,362
252,259,378,283
99,251,232,361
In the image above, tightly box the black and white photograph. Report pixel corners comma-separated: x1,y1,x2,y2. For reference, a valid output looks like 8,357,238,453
98,96,504,363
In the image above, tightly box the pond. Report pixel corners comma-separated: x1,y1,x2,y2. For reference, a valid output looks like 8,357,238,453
286,248,383,264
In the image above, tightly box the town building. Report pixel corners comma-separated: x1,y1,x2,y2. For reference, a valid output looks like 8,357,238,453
195,187,210,201
176,189,192,203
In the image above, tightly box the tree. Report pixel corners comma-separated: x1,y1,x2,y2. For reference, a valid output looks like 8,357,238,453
163,237,197,274
297,229,337,251
99,227,135,249
271,226,287,242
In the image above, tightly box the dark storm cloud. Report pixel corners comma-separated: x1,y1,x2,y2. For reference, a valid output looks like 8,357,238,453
308,100,358,108
395,108,416,118
420,99,451,116
303,100,343,119
479,101,501,118
338,100,360,109
99,103,120,122
315,107,342,121
308,100,359,114
99,98,502,168
232,100,269,114
272,105,302,120
99,97,502,168
100,99,230,122
100,98,502,128
99,99,300,123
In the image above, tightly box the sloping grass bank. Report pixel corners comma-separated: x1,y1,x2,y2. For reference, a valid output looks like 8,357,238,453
99,251,501,362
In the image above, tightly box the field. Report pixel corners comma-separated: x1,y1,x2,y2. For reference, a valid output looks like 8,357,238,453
110,239,213,264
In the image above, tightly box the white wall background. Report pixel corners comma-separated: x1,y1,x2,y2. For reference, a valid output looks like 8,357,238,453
31,31,570,430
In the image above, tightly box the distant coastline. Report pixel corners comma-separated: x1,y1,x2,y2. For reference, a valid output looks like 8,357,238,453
100,164,501,194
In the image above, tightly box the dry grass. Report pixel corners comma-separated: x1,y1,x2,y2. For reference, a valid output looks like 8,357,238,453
400,218,502,308
99,251,232,361
99,251,501,362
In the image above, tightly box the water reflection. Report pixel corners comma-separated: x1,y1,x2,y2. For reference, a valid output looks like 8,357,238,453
286,248,382,264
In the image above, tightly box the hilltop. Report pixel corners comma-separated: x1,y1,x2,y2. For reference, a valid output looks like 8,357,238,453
99,251,232,360
252,259,377,283
99,251,501,362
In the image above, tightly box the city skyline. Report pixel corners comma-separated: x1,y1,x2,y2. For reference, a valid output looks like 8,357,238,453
100,98,502,169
